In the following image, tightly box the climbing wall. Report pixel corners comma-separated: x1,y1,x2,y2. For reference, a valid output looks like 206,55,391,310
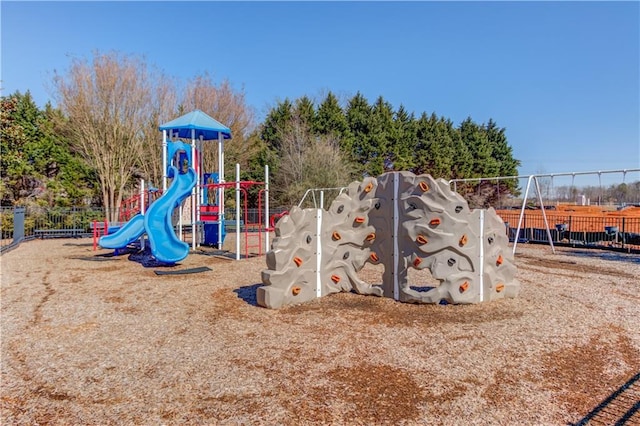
258,172,519,309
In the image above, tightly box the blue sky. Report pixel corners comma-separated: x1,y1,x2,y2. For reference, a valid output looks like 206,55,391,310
2,1,639,184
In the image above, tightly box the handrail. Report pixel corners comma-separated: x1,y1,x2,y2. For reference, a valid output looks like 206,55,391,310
297,187,347,209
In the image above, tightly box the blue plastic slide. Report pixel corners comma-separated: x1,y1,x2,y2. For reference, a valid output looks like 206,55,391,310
99,214,145,249
98,166,197,264
145,166,197,263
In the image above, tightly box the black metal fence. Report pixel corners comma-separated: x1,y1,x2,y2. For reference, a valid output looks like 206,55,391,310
3,206,639,254
499,212,640,252
0,206,291,254
0,206,105,253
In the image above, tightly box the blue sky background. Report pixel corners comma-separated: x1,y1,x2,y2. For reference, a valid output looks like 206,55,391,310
2,1,639,186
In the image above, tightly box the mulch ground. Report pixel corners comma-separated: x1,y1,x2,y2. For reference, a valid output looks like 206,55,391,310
1,239,639,425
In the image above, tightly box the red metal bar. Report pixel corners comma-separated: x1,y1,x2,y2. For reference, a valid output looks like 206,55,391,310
242,187,249,259
93,220,98,251
205,180,268,258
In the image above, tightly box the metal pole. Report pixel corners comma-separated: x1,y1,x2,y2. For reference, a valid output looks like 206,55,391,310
265,164,269,252
179,203,183,242
162,130,167,191
191,129,196,250
315,208,322,298
140,179,146,251
534,176,556,254
236,163,241,260
217,133,224,249
393,173,399,300
513,175,533,255
140,179,145,215
197,136,204,246
478,209,485,302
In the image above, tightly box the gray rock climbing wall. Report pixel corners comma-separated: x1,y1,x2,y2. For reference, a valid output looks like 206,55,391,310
258,172,519,309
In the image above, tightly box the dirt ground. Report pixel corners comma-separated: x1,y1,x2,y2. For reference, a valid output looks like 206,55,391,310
1,238,639,425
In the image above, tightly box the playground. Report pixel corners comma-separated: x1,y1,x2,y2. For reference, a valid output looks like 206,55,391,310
2,110,638,424
1,238,638,425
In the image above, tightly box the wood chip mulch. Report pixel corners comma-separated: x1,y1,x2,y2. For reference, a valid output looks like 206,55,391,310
1,239,639,425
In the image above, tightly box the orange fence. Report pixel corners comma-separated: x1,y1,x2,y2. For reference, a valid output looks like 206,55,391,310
497,209,640,250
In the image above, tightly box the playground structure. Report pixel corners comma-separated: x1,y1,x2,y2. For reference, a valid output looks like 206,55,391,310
200,165,270,258
99,110,270,264
99,138,197,263
117,181,162,222
450,168,640,253
258,171,520,309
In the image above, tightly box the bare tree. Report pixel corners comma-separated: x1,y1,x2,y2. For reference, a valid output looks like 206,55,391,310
180,73,256,177
54,51,155,221
137,74,178,189
272,113,353,207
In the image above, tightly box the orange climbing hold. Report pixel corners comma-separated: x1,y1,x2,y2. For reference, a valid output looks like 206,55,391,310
332,231,341,240
364,182,374,193
496,255,504,266
459,234,468,247
416,235,428,245
354,217,366,224
413,257,422,267
496,283,505,293
369,252,379,262
331,274,341,284
459,281,469,293
365,233,376,242
429,218,441,226
292,286,301,296
419,181,430,192
293,256,303,267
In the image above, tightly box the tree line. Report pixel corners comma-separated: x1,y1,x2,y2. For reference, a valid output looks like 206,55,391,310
537,181,640,206
1,52,258,221
260,93,521,206
1,51,526,218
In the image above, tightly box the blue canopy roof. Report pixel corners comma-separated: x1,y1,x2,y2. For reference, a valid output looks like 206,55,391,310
159,109,232,141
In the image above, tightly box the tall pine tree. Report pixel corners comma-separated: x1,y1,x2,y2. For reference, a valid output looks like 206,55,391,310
313,92,351,151
294,96,316,128
345,92,372,174
260,99,294,153
368,96,395,175
390,105,417,172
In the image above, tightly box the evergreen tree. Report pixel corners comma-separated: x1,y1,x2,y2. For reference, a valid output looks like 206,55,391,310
260,98,293,152
259,92,522,207
413,112,432,175
0,91,95,206
345,92,372,174
389,105,417,172
459,117,499,178
484,119,520,191
294,96,316,128
368,96,394,175
258,98,294,179
313,92,351,152
414,113,455,179
0,94,32,204
39,103,97,206
448,119,473,180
